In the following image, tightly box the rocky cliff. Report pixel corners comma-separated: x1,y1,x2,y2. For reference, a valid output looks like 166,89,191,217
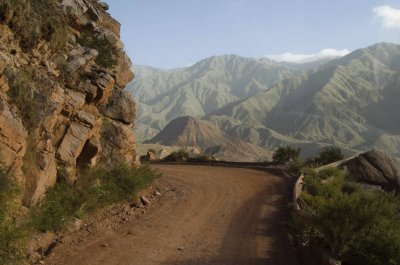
0,0,137,206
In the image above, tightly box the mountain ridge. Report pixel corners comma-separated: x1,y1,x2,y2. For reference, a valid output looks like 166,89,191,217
145,116,273,162
129,54,331,141
205,43,400,161
130,42,400,163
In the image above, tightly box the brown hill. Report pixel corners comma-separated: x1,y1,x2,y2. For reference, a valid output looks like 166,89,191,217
145,116,272,162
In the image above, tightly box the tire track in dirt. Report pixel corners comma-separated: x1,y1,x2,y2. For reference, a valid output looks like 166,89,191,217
46,165,298,265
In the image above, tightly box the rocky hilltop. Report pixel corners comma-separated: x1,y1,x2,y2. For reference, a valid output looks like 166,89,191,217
0,0,136,206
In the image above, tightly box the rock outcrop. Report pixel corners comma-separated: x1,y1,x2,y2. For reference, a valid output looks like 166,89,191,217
343,150,400,192
0,0,137,206
0,92,26,180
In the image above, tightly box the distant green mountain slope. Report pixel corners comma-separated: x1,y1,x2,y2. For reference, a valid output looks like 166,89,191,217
128,55,299,141
207,43,400,161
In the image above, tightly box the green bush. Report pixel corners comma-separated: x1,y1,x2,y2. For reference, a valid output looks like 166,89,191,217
78,31,119,69
0,164,14,223
0,0,68,51
165,149,189,162
292,168,400,265
288,157,306,175
317,146,344,165
31,164,157,232
0,163,26,265
273,145,301,164
5,69,44,130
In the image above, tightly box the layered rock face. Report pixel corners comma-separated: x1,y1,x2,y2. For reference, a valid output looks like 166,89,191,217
0,0,137,206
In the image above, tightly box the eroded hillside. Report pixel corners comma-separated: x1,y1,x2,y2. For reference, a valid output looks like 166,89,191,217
128,55,299,141
207,43,400,162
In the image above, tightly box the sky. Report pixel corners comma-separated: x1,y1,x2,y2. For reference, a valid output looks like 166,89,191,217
107,0,400,69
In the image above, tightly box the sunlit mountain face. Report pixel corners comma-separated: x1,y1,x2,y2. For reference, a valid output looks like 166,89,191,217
129,43,400,166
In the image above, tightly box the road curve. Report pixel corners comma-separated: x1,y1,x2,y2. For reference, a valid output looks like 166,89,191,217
46,165,298,265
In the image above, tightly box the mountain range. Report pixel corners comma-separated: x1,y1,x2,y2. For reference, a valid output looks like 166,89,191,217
128,43,400,163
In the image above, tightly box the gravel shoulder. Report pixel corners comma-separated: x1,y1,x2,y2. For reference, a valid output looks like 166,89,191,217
45,165,298,265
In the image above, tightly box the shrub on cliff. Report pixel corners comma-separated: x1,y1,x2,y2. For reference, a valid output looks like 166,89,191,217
5,69,43,130
0,0,68,51
0,164,26,265
31,164,157,232
79,31,119,69
290,168,400,265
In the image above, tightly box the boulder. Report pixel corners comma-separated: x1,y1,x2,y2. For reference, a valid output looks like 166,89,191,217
343,150,400,192
140,196,150,206
101,90,135,124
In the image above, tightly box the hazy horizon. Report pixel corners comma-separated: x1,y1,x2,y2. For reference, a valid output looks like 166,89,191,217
107,0,400,69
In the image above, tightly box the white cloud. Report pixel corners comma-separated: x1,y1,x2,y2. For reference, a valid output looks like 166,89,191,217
266,48,350,63
373,5,400,28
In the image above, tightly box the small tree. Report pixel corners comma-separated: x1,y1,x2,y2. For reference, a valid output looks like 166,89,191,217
318,147,344,165
165,149,189,162
273,146,301,164
295,168,400,265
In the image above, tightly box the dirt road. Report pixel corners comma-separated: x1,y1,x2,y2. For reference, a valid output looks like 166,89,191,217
46,165,298,265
